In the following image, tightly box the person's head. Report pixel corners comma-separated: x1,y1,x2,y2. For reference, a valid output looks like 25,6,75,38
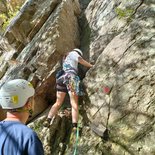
0,79,35,118
73,48,83,57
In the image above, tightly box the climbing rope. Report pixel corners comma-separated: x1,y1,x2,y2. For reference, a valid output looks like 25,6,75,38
72,105,80,155
73,126,79,155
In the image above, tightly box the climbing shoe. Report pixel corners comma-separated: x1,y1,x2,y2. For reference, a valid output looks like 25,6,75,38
43,118,51,127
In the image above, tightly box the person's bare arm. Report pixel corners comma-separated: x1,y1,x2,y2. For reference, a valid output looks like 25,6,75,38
78,57,93,68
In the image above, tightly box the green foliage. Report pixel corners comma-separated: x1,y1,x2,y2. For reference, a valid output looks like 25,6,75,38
0,5,20,31
0,13,7,23
115,7,134,19
30,121,42,133
0,1,25,32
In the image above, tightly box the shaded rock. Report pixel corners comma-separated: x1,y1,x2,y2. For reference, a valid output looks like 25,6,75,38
28,107,72,155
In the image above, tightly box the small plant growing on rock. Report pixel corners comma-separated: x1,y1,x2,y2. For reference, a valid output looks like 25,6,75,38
115,7,134,20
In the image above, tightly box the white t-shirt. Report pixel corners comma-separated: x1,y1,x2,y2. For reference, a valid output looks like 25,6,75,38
63,51,81,72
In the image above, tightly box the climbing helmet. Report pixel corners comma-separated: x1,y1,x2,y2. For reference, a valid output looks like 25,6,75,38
0,79,35,109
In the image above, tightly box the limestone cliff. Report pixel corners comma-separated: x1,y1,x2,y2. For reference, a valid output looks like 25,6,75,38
0,0,155,154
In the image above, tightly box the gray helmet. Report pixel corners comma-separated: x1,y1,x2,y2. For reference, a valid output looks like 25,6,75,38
0,79,35,109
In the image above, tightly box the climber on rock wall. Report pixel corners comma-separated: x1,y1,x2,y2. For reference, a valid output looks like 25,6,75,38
43,48,93,131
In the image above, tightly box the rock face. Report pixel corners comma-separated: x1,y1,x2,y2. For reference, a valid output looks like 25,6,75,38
0,0,80,119
0,0,155,154
82,0,155,154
